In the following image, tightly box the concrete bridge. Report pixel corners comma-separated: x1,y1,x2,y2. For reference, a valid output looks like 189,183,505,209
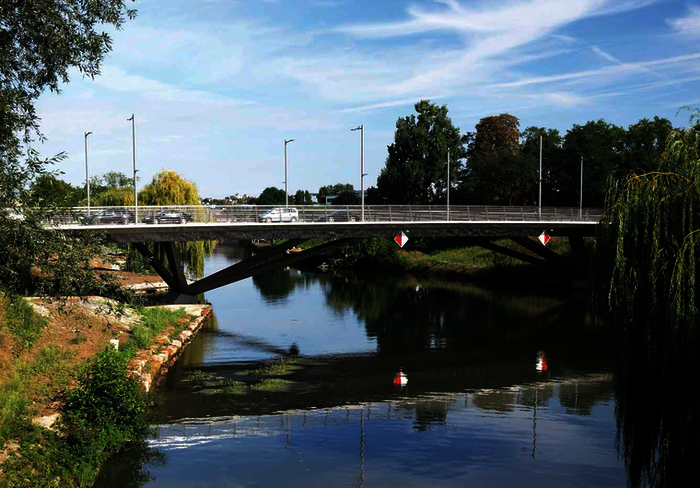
58,205,602,300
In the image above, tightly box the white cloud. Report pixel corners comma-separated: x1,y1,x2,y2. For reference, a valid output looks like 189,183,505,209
338,95,448,113
668,5,700,38
494,53,700,88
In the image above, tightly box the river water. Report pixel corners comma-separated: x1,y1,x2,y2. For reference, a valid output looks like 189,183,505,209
126,243,625,487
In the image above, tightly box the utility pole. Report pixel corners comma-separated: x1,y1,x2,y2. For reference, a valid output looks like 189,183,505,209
351,125,366,221
580,156,583,220
447,148,450,221
127,115,137,224
84,131,92,215
539,135,542,221
284,139,294,208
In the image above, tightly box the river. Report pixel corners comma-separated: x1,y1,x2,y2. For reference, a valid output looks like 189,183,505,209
100,242,626,487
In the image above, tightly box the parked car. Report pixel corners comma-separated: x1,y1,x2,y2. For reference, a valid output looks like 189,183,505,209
315,210,357,222
82,210,135,225
259,207,299,223
142,210,194,224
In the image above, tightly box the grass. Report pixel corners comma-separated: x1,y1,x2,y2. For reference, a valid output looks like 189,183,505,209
241,357,299,376
123,307,187,353
0,301,197,488
2,298,47,353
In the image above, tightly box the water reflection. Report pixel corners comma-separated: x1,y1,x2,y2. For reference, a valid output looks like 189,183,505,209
99,243,629,487
143,376,620,488
613,325,700,488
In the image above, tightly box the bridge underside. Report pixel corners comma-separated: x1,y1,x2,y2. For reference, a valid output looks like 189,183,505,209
128,234,591,302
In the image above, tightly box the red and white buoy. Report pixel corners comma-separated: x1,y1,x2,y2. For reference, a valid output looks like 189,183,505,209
536,351,548,372
393,371,408,386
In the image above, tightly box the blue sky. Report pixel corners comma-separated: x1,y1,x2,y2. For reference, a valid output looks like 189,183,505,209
35,0,700,198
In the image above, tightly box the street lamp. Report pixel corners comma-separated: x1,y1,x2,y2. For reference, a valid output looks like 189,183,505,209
84,131,92,214
447,148,450,221
284,139,294,207
127,114,138,224
351,125,367,221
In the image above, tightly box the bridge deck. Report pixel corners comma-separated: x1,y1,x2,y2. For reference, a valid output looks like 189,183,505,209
61,220,598,243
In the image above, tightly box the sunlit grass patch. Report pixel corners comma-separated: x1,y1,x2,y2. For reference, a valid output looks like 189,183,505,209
250,379,294,392
242,357,299,376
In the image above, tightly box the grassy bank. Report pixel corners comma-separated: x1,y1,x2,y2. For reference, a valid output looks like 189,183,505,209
332,237,584,289
0,295,190,488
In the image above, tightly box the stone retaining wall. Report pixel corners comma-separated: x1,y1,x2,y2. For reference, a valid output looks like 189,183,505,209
127,304,212,392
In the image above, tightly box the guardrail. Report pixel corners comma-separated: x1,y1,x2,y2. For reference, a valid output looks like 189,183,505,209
40,205,603,226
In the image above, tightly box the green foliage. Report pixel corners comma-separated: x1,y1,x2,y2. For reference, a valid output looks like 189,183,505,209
28,174,84,207
139,170,200,206
293,189,313,205
592,118,700,488
340,238,401,268
377,100,465,204
2,298,47,352
60,347,149,486
257,186,287,205
318,183,358,204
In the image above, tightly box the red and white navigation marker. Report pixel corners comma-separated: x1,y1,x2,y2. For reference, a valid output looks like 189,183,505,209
539,231,550,246
393,371,408,386
394,231,409,248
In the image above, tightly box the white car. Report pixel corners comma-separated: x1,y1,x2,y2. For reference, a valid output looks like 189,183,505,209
259,207,299,223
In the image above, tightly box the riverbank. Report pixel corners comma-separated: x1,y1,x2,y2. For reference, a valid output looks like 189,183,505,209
325,236,592,291
0,292,211,487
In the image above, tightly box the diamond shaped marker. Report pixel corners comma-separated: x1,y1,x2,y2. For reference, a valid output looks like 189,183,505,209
394,231,409,248
539,231,550,246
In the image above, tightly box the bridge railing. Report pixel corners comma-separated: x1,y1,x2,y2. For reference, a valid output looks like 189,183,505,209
49,205,603,226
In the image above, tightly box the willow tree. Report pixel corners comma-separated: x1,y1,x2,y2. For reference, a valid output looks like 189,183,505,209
138,170,214,278
592,112,700,488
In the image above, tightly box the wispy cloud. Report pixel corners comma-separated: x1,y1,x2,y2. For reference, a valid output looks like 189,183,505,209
668,5,700,38
337,95,448,113
494,53,700,88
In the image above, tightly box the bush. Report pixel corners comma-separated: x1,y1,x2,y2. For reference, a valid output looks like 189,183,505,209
2,297,47,352
61,348,148,460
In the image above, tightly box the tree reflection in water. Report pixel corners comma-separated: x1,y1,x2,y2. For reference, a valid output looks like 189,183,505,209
614,327,700,488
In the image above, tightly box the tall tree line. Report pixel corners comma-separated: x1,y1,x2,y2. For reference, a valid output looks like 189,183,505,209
372,100,675,207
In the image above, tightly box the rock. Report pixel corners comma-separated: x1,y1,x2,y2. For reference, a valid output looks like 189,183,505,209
32,413,60,431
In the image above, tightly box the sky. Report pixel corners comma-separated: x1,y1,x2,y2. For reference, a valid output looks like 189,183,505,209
34,0,700,198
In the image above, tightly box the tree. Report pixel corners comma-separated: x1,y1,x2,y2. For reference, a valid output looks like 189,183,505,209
138,170,212,278
376,100,464,204
520,126,564,206
103,171,132,189
592,111,700,488
618,116,674,174
139,170,199,206
457,114,536,205
28,174,84,207
0,0,136,298
257,187,287,205
472,114,520,155
318,183,357,205
561,120,625,207
293,190,313,206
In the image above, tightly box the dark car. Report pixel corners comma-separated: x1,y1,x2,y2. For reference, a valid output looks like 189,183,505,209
142,210,194,224
314,210,356,222
82,210,135,225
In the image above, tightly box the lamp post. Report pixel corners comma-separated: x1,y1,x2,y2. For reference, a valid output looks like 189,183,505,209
351,125,366,221
84,131,92,215
447,148,450,221
539,135,542,221
284,139,294,208
127,114,137,224
580,156,583,220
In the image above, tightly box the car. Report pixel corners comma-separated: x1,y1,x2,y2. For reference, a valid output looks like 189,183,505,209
142,210,194,224
259,207,299,223
82,210,135,225
315,210,357,222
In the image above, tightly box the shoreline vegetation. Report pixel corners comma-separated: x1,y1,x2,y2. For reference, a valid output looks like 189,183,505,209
295,236,589,291
0,292,210,488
